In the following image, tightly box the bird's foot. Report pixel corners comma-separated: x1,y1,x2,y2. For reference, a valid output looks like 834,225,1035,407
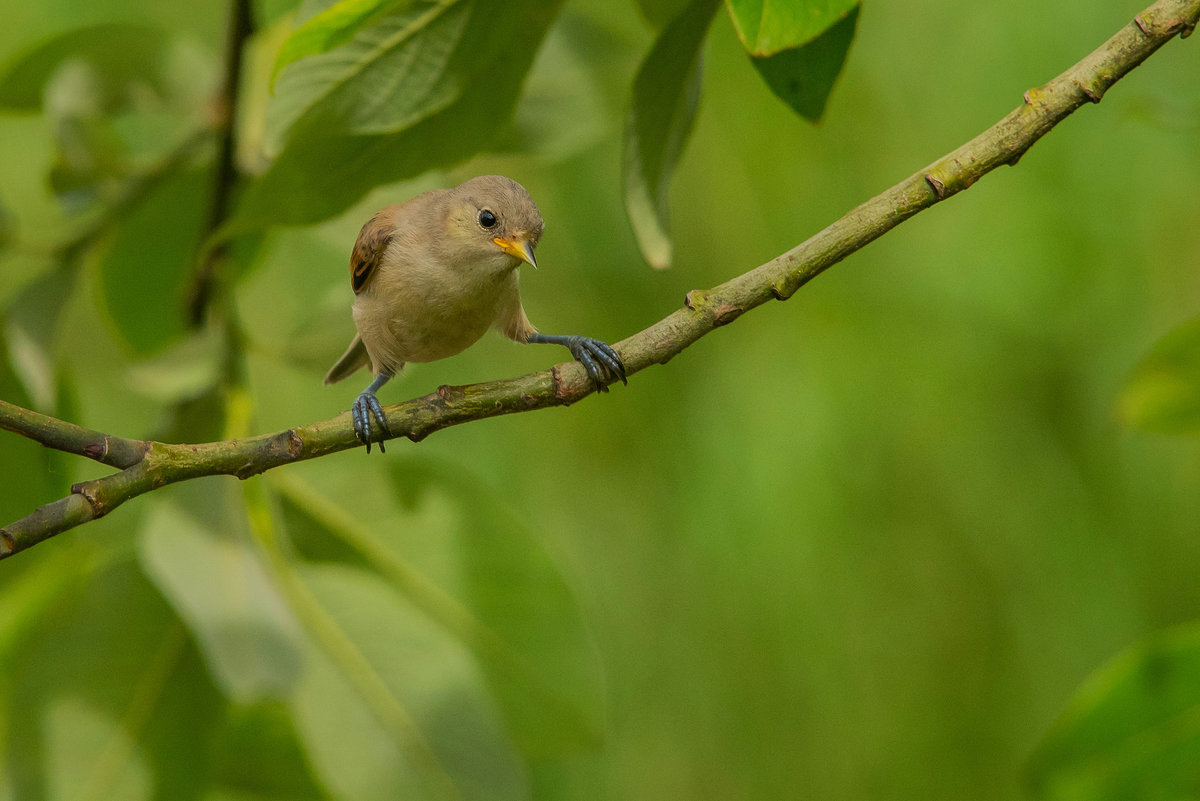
351,390,391,453
562,335,627,392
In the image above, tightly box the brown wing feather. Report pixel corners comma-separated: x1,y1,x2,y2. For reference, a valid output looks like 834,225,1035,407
349,208,397,293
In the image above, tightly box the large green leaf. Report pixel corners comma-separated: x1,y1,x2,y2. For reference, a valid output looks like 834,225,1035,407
624,0,720,269
272,466,604,758
287,564,529,801
1028,623,1200,800
228,0,564,233
1119,315,1200,437
210,702,332,800
3,559,224,801
724,0,860,56
138,488,305,703
749,4,857,122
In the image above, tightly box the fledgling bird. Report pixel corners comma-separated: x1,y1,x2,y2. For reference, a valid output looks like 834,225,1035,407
325,175,626,452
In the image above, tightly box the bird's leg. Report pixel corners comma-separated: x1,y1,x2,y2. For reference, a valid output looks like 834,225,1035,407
352,370,393,453
527,333,627,392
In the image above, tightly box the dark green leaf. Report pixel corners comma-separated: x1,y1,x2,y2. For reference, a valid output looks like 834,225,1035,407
213,702,332,800
1029,623,1200,800
624,0,720,269
1119,316,1200,437
636,0,694,27
227,0,564,233
96,168,209,355
750,5,857,122
724,0,859,56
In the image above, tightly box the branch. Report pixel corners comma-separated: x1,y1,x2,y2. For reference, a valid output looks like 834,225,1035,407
2,0,1196,560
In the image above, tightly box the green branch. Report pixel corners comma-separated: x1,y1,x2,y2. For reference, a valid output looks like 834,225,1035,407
2,0,1196,560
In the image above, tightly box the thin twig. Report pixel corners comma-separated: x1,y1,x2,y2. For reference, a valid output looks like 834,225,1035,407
2,0,1196,560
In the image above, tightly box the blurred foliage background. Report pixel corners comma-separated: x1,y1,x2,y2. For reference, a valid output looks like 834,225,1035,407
1,0,1200,799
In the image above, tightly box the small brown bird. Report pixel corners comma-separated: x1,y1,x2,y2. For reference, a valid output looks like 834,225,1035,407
325,175,626,452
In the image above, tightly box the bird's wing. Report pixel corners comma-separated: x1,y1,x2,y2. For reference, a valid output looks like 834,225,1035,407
349,206,399,293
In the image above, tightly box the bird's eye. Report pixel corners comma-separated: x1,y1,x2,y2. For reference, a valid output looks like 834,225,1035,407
478,209,498,228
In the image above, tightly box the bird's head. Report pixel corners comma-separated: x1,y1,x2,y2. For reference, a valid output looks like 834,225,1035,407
443,175,545,272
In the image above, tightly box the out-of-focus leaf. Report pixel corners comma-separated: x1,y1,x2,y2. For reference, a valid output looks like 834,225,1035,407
95,168,209,355
138,488,304,703
1119,316,1200,437
749,5,857,122
636,0,694,27
212,702,331,800
227,0,564,233
126,325,224,402
272,468,604,757
0,327,59,516
289,564,529,801
0,24,173,111
724,0,859,56
1028,623,1200,800
390,460,605,755
3,265,77,409
4,559,223,800
624,0,720,269
271,0,403,84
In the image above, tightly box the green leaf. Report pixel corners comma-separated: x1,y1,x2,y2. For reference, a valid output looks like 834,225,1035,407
724,0,860,56
288,564,529,801
636,0,694,27
271,0,404,85
4,559,224,800
0,23,173,111
272,467,604,757
95,168,209,355
1028,623,1200,800
389,460,605,755
211,702,332,800
227,0,564,233
749,4,857,122
624,0,720,269
138,489,305,703
1119,316,1200,437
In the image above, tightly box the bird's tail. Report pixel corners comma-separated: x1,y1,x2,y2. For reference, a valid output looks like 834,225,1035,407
324,335,370,385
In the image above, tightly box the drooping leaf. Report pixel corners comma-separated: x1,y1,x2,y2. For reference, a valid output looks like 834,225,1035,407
389,460,605,755
749,4,858,122
227,0,564,234
272,0,406,85
723,0,860,56
1119,315,1200,437
272,467,605,758
138,489,305,703
95,168,209,355
1028,623,1200,800
624,0,720,269
288,564,529,801
0,23,173,111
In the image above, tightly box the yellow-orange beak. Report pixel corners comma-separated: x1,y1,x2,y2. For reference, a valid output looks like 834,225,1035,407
492,236,537,269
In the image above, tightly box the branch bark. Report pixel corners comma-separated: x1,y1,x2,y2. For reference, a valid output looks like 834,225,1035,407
2,0,1197,560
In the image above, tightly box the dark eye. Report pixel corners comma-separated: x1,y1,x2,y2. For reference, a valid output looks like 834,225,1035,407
478,209,497,228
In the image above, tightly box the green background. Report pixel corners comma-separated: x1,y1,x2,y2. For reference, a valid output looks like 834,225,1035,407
1,0,1199,799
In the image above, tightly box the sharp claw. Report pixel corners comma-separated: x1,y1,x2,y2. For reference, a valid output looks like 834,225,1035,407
352,391,391,454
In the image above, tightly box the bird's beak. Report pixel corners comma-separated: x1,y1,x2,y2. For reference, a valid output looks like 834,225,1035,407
492,236,538,269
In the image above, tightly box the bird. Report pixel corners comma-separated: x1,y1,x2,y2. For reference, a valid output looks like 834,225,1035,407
324,175,626,453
